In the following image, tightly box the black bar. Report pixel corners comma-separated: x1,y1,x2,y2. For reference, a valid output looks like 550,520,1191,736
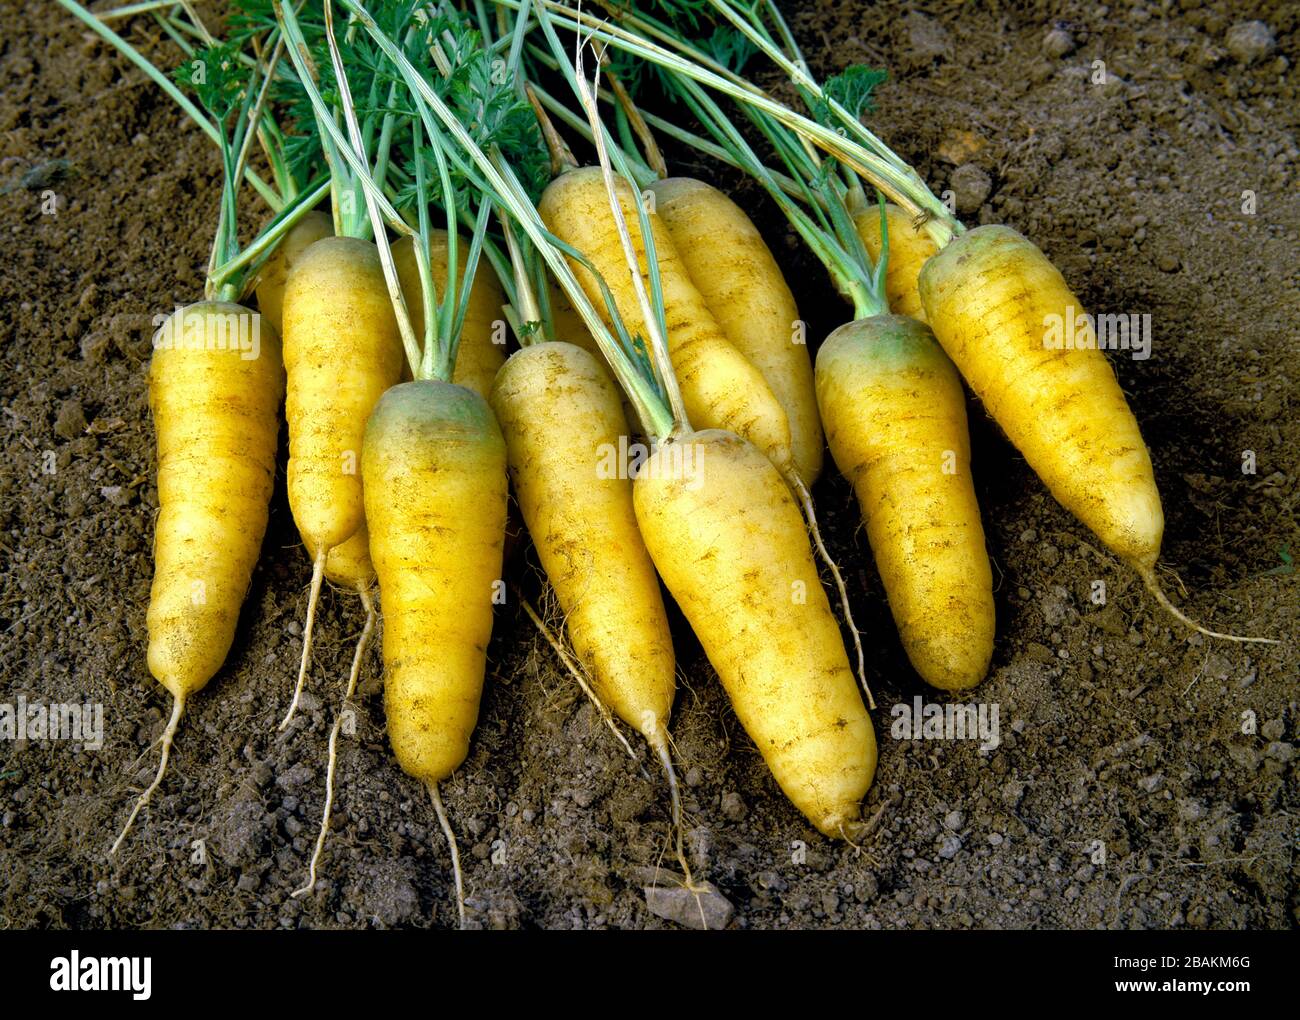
0,930,1286,1006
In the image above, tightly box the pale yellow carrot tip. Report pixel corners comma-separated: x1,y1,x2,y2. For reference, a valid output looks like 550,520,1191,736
428,781,466,930
835,795,896,861
1137,565,1281,646
110,694,185,857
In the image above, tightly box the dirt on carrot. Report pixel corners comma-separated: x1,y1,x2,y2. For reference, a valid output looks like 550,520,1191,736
0,0,1295,929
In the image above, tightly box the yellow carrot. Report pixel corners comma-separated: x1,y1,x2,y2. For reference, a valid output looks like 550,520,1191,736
651,176,824,485
633,429,877,838
115,302,283,853
920,226,1162,569
817,315,994,690
363,380,507,785
490,341,675,740
279,235,403,725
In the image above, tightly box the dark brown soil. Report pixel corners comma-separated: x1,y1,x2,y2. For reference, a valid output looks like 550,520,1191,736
1,0,1296,930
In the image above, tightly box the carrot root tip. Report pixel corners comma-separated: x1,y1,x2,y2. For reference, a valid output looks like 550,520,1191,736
1137,565,1280,646
793,474,875,709
110,694,185,857
293,585,376,900
648,727,696,891
281,548,328,732
428,781,466,930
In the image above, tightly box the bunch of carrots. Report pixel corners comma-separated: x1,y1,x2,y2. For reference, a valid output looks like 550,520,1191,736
64,0,1276,928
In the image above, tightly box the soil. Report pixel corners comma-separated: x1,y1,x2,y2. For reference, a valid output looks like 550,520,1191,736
1,0,1296,930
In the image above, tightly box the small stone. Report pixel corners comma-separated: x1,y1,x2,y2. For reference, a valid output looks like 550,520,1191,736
949,163,993,214
755,871,787,893
1040,595,1068,627
720,791,747,822
285,620,303,638
936,128,986,165
1042,28,1075,58
54,399,86,439
99,486,130,507
1224,21,1275,65
276,763,314,790
1138,773,1164,793
943,809,965,831
644,880,734,930
937,835,962,859
1260,719,1285,741
685,767,703,788
1265,741,1295,764
904,11,951,63
1157,253,1181,273
988,832,1004,846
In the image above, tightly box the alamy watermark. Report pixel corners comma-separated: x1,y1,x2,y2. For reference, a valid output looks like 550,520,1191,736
1043,306,1151,360
152,306,262,360
0,695,103,750
890,696,1000,750
50,952,151,1000
595,435,705,490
